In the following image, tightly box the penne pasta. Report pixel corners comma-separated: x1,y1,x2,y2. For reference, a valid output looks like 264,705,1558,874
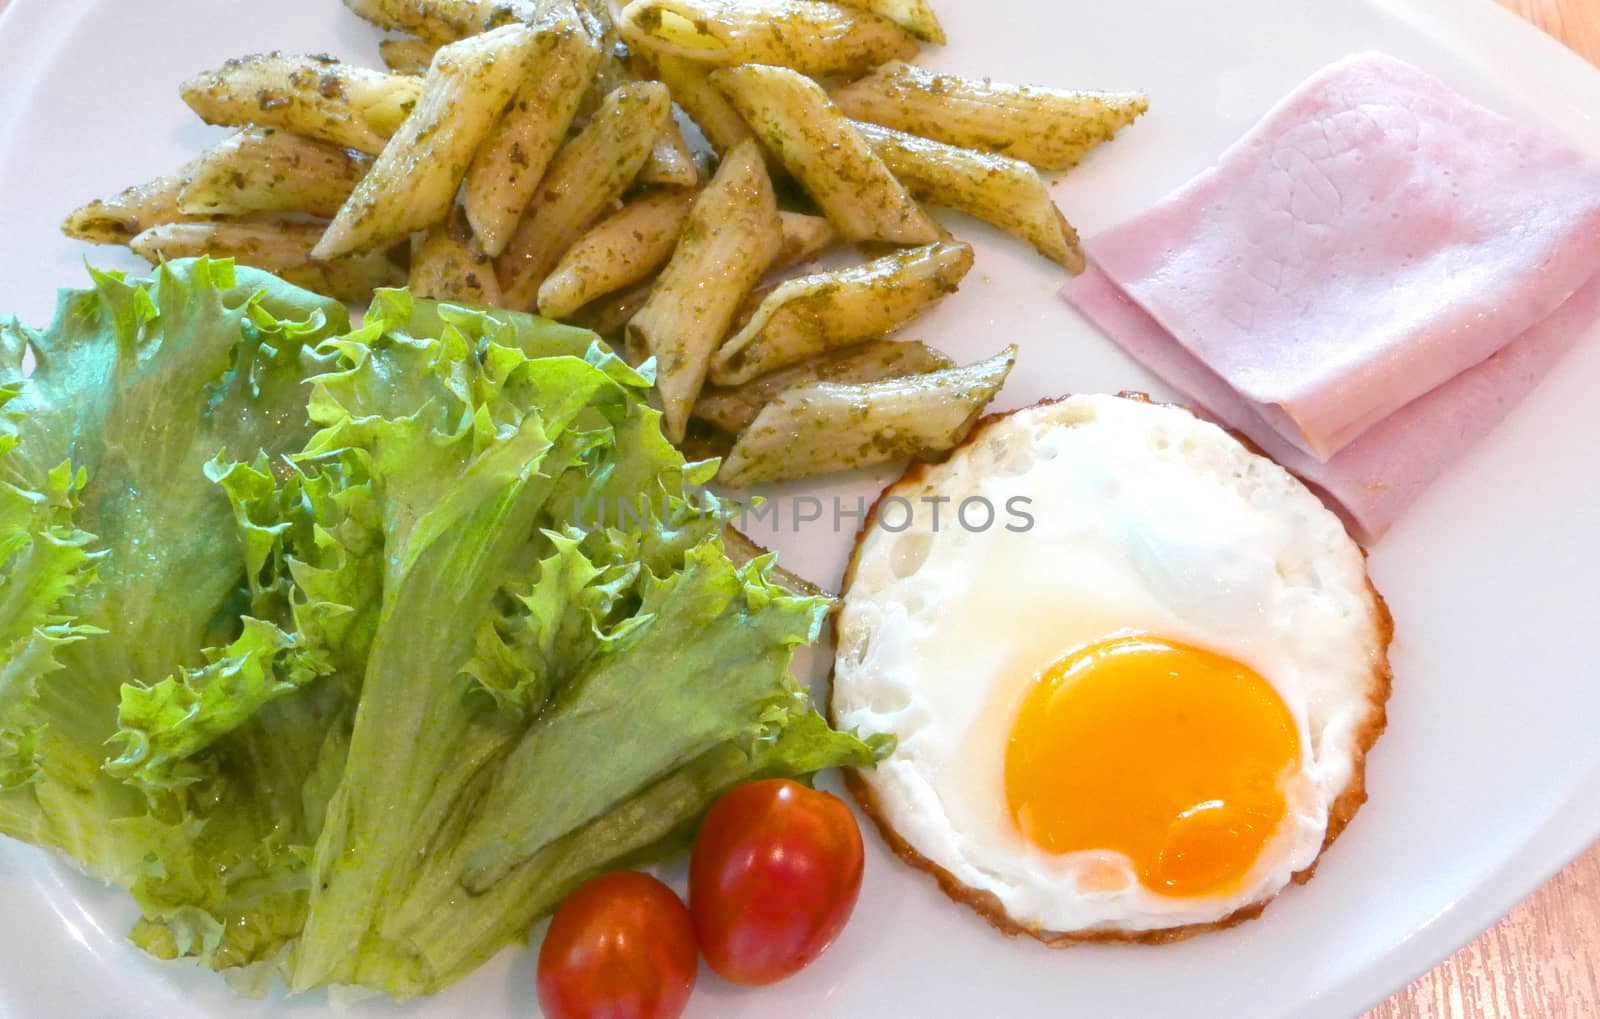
378,36,440,74
566,278,656,340
569,0,616,39
853,121,1084,270
573,0,623,114
180,53,423,155
409,206,503,306
314,25,541,260
569,0,616,43
775,212,836,268
562,0,623,121
639,117,701,187
626,140,782,443
716,346,1016,487
128,222,403,303
712,64,939,246
833,0,944,44
579,56,630,121
719,209,872,341
703,213,831,336
343,0,566,43
177,128,373,219
461,14,601,256
618,0,918,78
693,339,953,433
556,199,816,336
496,82,674,308
633,51,753,155
61,155,209,245
678,424,735,464
710,241,972,385
831,61,1150,171
66,0,1146,497
699,214,835,328
536,189,697,319
600,3,693,190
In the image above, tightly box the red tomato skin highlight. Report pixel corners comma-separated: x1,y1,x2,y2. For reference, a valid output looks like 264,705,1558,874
537,871,698,1019
688,779,866,986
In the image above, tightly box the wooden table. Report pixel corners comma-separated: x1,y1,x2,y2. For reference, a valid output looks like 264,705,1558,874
0,0,1594,1015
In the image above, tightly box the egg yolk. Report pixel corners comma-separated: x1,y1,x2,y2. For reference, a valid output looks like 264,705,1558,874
1005,634,1301,898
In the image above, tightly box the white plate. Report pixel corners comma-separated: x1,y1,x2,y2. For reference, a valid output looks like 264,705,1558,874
2,0,1598,1015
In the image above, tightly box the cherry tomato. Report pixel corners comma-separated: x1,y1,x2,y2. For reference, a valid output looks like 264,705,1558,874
688,778,865,986
537,871,698,1019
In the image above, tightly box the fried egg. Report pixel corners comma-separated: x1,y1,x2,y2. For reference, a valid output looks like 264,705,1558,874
831,394,1391,939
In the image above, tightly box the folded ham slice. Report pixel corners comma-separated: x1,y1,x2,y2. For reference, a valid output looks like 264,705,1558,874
1069,262,1600,543
1064,51,1600,540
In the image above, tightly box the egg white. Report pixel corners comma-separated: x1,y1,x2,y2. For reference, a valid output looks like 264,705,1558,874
832,394,1387,934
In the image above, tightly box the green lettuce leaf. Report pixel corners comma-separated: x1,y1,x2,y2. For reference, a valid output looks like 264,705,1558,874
0,393,102,797
0,273,885,999
279,294,882,997
0,259,354,959
0,259,350,878
388,709,882,993
456,541,834,892
106,618,331,793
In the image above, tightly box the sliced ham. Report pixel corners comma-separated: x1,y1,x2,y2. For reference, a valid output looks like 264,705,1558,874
1072,52,1600,462
1068,262,1600,543
1064,51,1600,540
